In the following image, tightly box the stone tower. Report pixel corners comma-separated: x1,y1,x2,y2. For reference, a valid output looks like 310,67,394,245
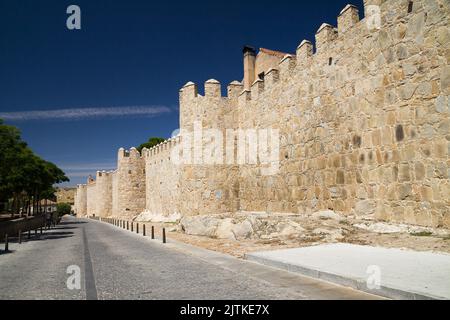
111,147,146,219
95,170,112,217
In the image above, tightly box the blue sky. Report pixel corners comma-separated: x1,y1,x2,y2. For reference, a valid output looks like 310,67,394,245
0,0,364,186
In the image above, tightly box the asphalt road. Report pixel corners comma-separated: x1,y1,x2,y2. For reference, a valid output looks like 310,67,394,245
0,216,378,300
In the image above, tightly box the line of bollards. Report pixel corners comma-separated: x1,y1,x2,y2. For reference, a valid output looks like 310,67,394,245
98,216,167,244
162,228,166,244
4,234,9,252
2,223,44,253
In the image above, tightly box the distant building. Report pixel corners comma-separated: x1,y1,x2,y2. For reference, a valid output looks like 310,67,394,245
30,200,57,215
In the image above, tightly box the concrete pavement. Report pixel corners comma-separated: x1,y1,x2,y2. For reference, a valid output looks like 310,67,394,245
246,244,450,300
0,216,380,300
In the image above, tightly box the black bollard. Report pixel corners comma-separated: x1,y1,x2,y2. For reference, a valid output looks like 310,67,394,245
28,230,31,239
4,234,9,252
35,229,38,237
127,221,129,230
151,226,155,239
18,230,22,244
131,223,133,232
40,227,43,235
162,228,166,244
136,223,139,234
143,224,146,236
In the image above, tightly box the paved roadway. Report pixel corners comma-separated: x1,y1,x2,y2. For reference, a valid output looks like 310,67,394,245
0,216,379,300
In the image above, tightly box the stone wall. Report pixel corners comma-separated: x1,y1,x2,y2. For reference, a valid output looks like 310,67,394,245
95,171,112,217
75,0,449,228
111,170,119,217
74,184,87,217
179,79,241,216
113,148,146,219
142,137,182,219
236,0,449,227
86,181,97,217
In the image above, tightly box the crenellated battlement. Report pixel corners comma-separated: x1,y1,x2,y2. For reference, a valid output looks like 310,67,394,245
96,170,114,179
338,4,360,34
183,0,440,107
118,147,142,160
180,79,247,101
143,135,182,161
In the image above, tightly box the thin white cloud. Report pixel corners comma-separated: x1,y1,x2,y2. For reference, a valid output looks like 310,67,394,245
59,162,117,181
65,172,100,178
60,162,116,171
0,106,171,121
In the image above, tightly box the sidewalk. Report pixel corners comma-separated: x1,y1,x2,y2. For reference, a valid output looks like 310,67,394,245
245,243,450,300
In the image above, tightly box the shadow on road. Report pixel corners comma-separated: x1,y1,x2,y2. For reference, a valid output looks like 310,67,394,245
0,249,16,255
0,220,78,253
59,220,87,225
50,226,79,230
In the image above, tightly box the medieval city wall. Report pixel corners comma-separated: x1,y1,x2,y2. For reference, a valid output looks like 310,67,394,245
86,181,97,217
95,170,113,217
113,148,146,219
179,80,241,216
111,170,119,216
75,184,87,217
75,0,449,228
142,137,182,219
236,0,449,227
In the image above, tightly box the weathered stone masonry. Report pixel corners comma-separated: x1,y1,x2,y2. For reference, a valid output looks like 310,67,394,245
75,0,450,228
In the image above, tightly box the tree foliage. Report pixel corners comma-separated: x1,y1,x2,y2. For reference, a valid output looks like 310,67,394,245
56,203,72,217
0,119,69,216
136,137,166,153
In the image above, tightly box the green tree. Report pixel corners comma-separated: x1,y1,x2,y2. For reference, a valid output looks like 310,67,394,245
136,137,166,153
0,119,69,216
56,203,72,217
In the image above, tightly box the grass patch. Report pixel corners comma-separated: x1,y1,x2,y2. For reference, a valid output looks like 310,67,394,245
410,231,433,237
